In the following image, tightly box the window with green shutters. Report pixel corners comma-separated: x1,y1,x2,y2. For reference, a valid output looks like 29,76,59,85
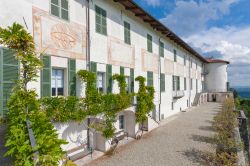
174,49,177,62
41,55,51,97
68,59,76,96
51,0,69,21
147,71,153,86
106,64,112,93
90,61,97,73
147,34,152,53
159,41,164,57
95,5,107,35
130,68,134,93
172,75,180,91
0,48,19,117
184,77,187,90
160,73,165,92
120,66,124,75
124,21,131,45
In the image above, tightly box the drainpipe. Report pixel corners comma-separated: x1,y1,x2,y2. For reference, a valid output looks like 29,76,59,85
158,37,162,122
189,56,191,107
86,0,90,149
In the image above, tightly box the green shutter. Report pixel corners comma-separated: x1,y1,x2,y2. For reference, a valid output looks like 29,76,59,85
177,76,180,90
0,48,19,117
147,34,152,53
160,73,165,92
41,55,51,97
174,49,177,62
130,68,134,93
90,61,97,73
106,64,112,93
95,5,107,35
147,71,153,86
184,78,186,90
160,41,164,57
124,21,131,44
120,66,124,75
68,59,76,96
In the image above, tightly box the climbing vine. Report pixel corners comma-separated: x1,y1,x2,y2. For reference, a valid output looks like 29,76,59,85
135,76,155,126
0,23,66,165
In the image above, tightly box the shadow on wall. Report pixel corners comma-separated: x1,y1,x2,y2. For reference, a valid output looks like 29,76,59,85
54,121,89,148
0,125,12,166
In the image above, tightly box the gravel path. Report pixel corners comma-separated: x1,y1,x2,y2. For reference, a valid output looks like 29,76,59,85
86,102,221,166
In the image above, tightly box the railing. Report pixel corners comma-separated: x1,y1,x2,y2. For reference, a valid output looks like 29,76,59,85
172,90,185,99
238,110,250,154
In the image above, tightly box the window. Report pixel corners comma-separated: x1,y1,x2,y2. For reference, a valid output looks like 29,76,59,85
52,69,64,96
125,76,130,93
124,21,131,45
196,62,198,69
184,78,187,90
171,102,174,110
160,73,165,92
51,0,69,21
97,72,105,93
172,76,180,91
119,115,124,129
184,56,186,66
147,34,152,53
190,59,193,68
174,49,177,62
95,5,107,35
147,71,153,86
159,41,164,57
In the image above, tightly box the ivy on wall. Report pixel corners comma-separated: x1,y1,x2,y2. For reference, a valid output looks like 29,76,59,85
135,76,155,126
0,23,66,165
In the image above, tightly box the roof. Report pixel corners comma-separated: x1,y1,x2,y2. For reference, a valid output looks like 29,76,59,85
113,0,208,62
206,58,230,64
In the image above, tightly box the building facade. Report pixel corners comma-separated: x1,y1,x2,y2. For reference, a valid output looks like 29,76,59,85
0,0,230,159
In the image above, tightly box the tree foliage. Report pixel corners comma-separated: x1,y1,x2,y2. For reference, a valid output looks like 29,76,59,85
0,23,66,165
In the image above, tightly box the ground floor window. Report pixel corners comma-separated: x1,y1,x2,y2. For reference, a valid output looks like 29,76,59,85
52,69,64,96
97,72,105,93
119,115,124,129
125,76,130,93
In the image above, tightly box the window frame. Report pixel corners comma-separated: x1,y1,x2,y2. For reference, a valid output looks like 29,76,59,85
173,75,180,91
159,41,164,57
147,71,154,86
119,115,125,129
147,34,153,53
96,72,106,93
51,68,65,97
174,49,177,62
124,21,131,45
160,73,165,92
50,0,69,21
95,5,107,36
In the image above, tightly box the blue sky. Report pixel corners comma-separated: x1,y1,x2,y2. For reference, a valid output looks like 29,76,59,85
134,0,250,87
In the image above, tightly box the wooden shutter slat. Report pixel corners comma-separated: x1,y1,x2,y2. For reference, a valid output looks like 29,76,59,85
41,55,51,97
130,68,134,93
68,59,76,96
106,64,112,93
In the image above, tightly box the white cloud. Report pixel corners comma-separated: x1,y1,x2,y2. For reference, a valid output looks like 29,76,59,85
184,26,250,86
160,0,238,36
144,0,161,7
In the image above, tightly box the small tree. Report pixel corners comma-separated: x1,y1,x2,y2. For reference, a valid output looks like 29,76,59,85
0,23,66,165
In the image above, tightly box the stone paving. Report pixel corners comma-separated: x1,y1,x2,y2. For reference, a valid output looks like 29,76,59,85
84,102,221,166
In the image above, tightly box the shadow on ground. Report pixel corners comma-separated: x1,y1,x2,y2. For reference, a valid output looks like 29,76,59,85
191,134,215,144
182,148,211,165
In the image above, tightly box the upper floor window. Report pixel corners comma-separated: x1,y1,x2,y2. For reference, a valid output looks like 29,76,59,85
51,0,69,21
147,71,153,86
52,68,64,96
147,34,153,53
172,75,180,91
184,56,186,66
184,77,187,90
159,41,164,57
174,49,177,62
95,5,107,35
124,21,131,45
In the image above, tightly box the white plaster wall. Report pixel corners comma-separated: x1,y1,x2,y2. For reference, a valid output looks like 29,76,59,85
205,63,228,92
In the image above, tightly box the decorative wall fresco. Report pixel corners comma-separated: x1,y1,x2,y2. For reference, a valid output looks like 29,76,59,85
141,49,159,73
32,7,86,60
107,37,135,68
